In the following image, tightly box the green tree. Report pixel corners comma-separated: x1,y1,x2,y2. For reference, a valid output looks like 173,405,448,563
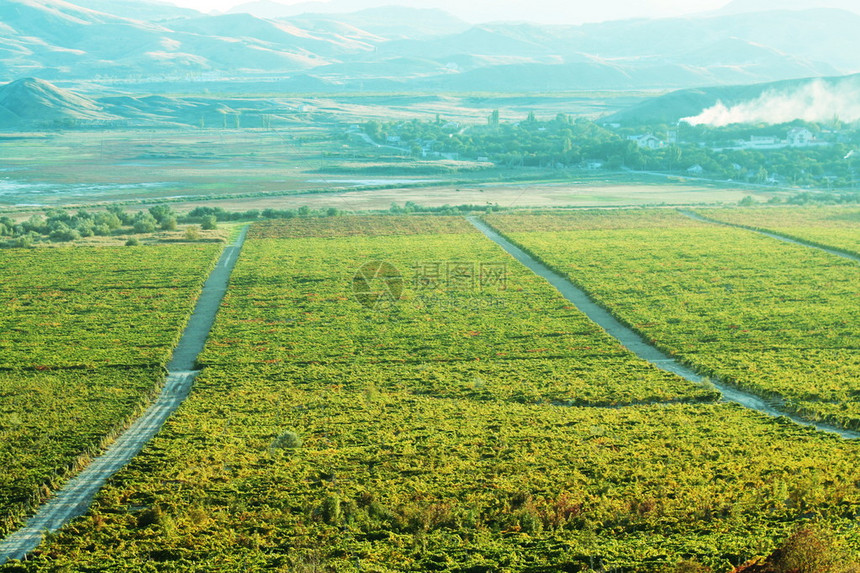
161,217,178,231
133,212,158,234
149,205,174,224
200,215,218,230
364,120,383,141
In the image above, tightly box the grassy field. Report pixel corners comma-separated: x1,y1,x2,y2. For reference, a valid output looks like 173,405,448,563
0,119,786,214
5,214,858,572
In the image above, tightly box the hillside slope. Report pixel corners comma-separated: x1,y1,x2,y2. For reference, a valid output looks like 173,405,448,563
0,77,117,124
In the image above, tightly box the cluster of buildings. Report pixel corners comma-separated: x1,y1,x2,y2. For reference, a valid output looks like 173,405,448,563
625,127,823,151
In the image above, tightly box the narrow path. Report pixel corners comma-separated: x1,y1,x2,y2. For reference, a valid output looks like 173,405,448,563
467,216,860,440
0,226,249,565
679,210,860,264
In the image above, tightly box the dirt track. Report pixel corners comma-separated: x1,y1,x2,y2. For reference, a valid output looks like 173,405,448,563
468,216,860,440
0,226,249,565
679,210,860,264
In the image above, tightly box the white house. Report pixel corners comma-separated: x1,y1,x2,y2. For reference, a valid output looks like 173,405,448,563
628,134,664,150
741,135,780,148
787,128,815,147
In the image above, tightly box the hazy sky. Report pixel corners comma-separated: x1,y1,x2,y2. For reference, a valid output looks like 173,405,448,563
164,0,734,24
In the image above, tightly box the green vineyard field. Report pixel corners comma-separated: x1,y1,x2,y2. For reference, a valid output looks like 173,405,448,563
6,215,858,572
0,245,220,369
695,206,860,257
0,244,220,536
485,210,860,430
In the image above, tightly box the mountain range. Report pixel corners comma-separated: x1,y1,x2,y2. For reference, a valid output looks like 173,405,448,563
1,0,859,93
4,71,858,131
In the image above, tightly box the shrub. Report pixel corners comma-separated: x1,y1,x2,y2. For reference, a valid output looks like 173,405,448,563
319,495,341,525
271,430,302,450
771,525,859,573
136,506,163,528
733,525,860,573
133,216,157,234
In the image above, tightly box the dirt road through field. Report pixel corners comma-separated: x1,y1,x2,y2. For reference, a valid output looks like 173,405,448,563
468,216,860,440
679,210,860,263
0,226,249,565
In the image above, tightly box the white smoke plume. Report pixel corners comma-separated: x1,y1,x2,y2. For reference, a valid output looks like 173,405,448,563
681,79,860,126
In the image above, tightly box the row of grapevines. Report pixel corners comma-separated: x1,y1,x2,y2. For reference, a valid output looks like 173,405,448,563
695,206,860,257
484,209,860,429
11,375,859,570
0,367,162,536
248,215,475,239
9,217,858,571
0,244,220,368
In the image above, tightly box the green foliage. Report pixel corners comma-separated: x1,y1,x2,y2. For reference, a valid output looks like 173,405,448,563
160,216,178,231
0,243,220,536
149,205,175,224
271,430,303,450
4,214,858,572
0,245,219,369
184,226,201,241
486,209,860,429
699,206,860,257
132,212,157,234
12,215,859,572
200,214,218,230
0,367,164,538
205,217,709,407
736,525,860,573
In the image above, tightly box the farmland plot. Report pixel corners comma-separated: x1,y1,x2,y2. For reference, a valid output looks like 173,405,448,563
0,244,220,535
8,216,859,572
485,210,860,430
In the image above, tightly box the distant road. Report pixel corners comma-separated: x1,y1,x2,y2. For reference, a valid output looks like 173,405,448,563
679,210,860,264
353,131,410,153
0,226,249,565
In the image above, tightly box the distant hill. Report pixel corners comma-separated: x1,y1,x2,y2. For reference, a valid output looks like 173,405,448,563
68,0,201,20
0,77,117,125
290,6,471,40
717,0,860,16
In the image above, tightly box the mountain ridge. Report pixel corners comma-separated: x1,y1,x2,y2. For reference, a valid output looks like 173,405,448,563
0,0,858,94
0,77,117,124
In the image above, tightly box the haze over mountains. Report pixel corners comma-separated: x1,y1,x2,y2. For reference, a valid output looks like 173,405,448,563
1,0,859,93
222,0,860,26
